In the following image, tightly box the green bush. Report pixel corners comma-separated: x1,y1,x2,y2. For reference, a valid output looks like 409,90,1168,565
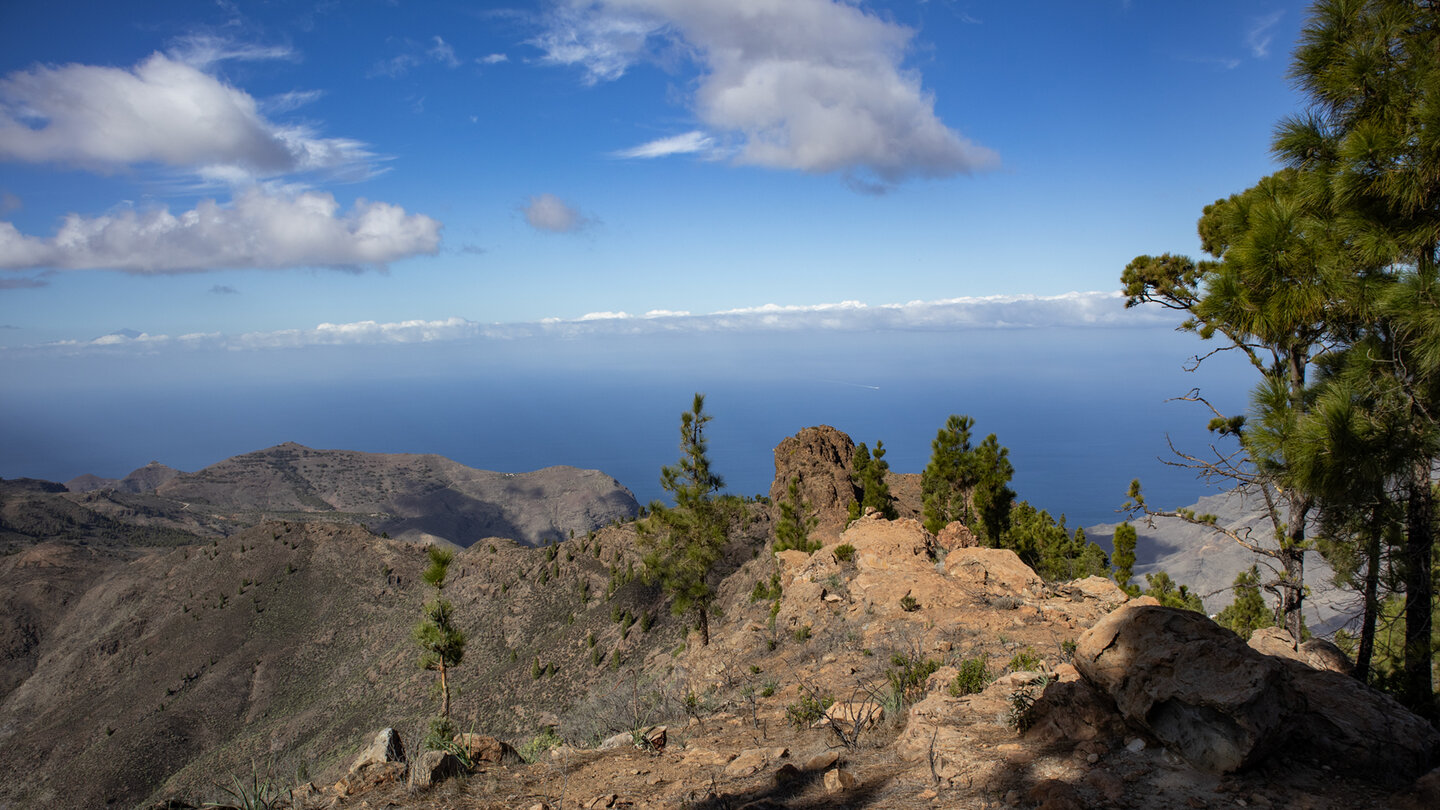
1007,647,1042,672
948,656,992,697
785,691,833,728
834,544,856,563
887,653,941,703
518,728,562,764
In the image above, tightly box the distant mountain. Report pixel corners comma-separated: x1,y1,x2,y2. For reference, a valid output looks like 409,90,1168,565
66,461,182,494
155,442,639,547
1089,488,1356,633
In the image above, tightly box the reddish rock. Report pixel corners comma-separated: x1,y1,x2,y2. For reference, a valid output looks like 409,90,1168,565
453,733,523,765
935,521,978,550
770,426,858,542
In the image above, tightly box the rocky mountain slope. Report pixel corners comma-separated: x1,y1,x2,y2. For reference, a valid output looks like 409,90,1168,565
1089,489,1353,632
4,444,639,552
0,428,1434,810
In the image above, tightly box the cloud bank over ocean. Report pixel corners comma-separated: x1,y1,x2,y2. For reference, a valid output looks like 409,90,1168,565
13,291,1174,355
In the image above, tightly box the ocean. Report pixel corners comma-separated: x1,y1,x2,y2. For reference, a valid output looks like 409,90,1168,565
0,324,1253,528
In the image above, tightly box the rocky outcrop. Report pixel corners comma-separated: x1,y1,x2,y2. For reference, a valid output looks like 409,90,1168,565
1075,604,1303,772
1248,627,1355,675
769,426,857,542
1076,603,1440,783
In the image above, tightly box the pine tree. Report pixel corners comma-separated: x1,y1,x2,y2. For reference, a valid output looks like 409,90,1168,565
1112,522,1138,594
774,476,820,553
850,441,897,520
1217,566,1276,642
414,545,466,721
922,415,978,533
637,393,732,647
1143,571,1205,614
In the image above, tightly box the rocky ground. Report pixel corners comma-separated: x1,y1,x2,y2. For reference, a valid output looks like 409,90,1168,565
163,511,1439,810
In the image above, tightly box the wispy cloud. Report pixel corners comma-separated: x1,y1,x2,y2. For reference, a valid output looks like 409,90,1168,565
522,193,595,234
535,0,997,189
428,36,461,68
167,33,297,68
0,188,440,274
479,53,509,65
1245,11,1284,59
210,285,239,295
612,130,719,159
0,53,377,183
11,292,1178,353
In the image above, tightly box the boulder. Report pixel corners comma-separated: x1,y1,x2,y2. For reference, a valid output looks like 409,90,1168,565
770,426,858,541
453,733,523,765
411,750,463,790
1024,678,1127,746
823,768,857,793
1075,604,1300,772
1299,638,1354,675
1281,660,1439,786
1057,576,1129,609
945,547,1043,595
1247,626,1301,660
724,747,788,777
1076,603,1440,783
348,727,405,773
935,521,978,550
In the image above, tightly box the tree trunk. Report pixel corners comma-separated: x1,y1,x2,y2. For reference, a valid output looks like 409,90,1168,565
698,607,710,647
1356,511,1383,683
440,660,450,719
1278,490,1310,645
1403,462,1435,714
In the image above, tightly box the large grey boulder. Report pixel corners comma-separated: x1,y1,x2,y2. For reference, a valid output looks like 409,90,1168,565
1076,604,1299,772
1076,604,1440,784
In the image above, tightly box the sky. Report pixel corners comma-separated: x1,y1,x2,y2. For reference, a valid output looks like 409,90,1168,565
0,1,1308,509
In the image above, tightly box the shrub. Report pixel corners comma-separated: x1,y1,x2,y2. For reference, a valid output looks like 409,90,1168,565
948,656,992,697
793,625,812,643
834,544,856,563
1004,676,1050,733
785,690,833,728
887,652,941,703
1007,646,1042,672
899,594,920,612
518,728,562,764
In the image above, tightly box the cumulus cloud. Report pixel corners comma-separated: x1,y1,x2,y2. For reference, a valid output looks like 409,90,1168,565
536,0,998,186
612,130,718,159
0,52,375,181
12,292,1178,353
0,187,440,274
523,193,594,233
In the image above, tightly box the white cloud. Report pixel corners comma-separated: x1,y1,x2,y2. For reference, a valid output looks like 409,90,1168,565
536,0,998,186
167,33,297,68
0,187,440,274
479,53,510,65
9,292,1178,353
1245,11,1284,59
0,53,375,181
429,36,461,68
523,193,595,233
612,130,718,159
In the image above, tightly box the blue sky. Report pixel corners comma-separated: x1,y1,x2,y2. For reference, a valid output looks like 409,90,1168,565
0,0,1305,347
0,1,1303,512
